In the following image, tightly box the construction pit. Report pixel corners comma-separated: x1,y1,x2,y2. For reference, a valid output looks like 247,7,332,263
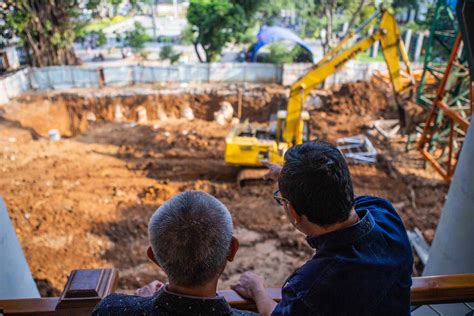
0,80,449,296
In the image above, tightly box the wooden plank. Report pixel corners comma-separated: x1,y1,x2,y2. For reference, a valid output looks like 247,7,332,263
0,298,58,316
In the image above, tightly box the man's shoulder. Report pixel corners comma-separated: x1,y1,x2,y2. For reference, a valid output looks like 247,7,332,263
355,195,406,229
93,293,154,315
355,195,396,212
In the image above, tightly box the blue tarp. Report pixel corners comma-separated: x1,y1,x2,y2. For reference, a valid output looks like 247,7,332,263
250,25,314,62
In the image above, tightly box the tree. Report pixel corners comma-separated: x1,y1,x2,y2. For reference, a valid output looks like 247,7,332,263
124,22,151,53
313,0,419,54
186,0,262,62
257,0,319,38
0,0,82,66
159,45,182,64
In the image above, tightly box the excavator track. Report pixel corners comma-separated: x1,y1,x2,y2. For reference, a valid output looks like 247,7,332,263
236,169,272,187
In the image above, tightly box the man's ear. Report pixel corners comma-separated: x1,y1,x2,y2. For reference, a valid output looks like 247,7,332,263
287,203,302,225
227,236,239,262
147,246,160,267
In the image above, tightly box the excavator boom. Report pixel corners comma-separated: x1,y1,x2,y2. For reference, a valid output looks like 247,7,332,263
283,9,414,145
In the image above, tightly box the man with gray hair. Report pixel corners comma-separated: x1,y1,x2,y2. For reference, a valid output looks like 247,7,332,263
93,191,257,315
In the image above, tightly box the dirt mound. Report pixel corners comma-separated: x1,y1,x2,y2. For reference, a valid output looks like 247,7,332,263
311,80,397,142
326,80,389,116
0,82,447,295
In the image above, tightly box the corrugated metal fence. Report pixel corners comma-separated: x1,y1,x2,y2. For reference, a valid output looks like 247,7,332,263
0,62,386,104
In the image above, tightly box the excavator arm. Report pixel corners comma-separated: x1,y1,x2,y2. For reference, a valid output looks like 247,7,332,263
282,9,415,145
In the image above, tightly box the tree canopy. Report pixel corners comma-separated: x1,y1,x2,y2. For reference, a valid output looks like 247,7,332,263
0,0,82,66
186,0,262,62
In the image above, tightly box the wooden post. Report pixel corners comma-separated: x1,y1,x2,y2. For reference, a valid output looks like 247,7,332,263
55,269,119,315
0,268,118,316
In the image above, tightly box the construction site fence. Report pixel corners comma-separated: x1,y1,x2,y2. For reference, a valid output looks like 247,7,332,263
1,61,390,104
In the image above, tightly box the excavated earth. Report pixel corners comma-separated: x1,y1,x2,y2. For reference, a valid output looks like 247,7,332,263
0,81,448,296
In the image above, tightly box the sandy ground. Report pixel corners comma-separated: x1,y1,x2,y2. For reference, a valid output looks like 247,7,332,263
0,81,448,296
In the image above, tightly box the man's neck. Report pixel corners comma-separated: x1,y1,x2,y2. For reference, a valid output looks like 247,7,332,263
167,279,218,298
305,208,360,237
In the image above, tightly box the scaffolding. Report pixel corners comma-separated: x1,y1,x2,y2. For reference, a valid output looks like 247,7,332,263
415,0,471,181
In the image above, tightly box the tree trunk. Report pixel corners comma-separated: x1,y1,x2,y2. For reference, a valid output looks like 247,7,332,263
19,0,78,67
193,42,205,63
343,0,366,38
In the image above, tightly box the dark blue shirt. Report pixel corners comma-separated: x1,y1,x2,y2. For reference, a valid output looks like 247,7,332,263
272,196,413,316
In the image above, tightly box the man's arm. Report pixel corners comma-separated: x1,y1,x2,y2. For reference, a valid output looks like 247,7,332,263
231,272,277,316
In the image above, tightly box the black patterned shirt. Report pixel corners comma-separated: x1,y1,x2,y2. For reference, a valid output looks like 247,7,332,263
92,286,258,316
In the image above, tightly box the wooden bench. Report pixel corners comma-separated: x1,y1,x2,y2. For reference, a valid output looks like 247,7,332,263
1,270,473,315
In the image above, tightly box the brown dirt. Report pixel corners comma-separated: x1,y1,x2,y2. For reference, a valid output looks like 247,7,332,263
0,82,448,296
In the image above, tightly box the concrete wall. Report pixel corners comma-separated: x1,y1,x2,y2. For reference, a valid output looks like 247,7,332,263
0,61,392,104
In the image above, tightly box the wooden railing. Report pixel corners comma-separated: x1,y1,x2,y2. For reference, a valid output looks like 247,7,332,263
0,269,118,316
1,271,474,315
219,273,474,311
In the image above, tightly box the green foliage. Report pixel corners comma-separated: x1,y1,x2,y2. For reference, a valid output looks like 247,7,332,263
257,0,318,38
125,22,151,53
258,43,311,64
186,0,262,62
0,0,80,65
180,25,195,45
159,45,182,64
95,30,107,47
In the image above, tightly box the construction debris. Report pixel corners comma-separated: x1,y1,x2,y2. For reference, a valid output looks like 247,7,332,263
48,129,61,141
373,119,401,139
407,227,430,265
336,135,377,164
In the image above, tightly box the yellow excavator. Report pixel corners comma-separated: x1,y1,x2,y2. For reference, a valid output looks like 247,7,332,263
225,8,415,184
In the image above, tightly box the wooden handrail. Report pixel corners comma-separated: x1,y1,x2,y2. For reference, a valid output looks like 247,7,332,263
1,273,473,315
218,273,474,310
411,273,474,305
0,298,58,315
0,268,118,316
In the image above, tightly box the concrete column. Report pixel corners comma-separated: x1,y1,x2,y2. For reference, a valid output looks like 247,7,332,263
424,121,474,276
0,197,40,298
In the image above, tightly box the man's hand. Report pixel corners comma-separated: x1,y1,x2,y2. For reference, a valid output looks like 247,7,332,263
231,272,266,300
232,272,277,316
260,160,282,182
134,280,164,297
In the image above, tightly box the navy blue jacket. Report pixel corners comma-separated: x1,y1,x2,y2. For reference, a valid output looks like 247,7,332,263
272,196,413,316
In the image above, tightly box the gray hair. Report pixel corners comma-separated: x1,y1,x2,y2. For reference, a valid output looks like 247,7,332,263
148,191,233,287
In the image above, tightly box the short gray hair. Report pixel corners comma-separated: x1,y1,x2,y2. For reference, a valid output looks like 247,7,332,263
148,191,233,287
